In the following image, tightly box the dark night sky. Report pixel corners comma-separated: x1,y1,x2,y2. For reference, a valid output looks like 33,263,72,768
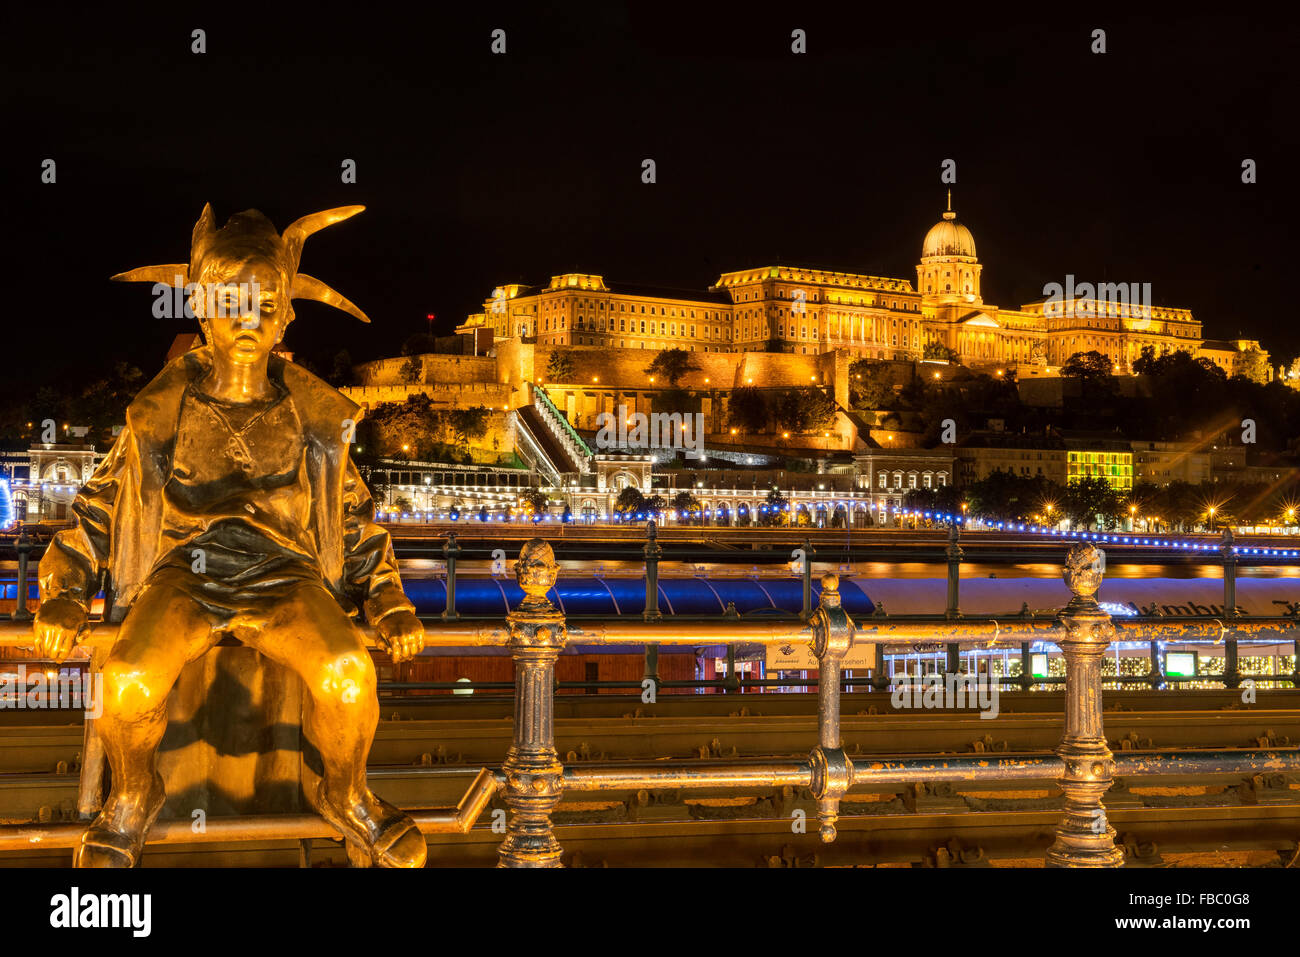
3,3,1294,403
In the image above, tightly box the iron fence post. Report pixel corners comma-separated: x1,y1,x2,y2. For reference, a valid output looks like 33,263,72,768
1045,543,1124,868
498,539,566,868
809,574,854,842
442,531,461,622
643,520,662,692
1221,528,1240,688
14,530,33,621
945,521,963,620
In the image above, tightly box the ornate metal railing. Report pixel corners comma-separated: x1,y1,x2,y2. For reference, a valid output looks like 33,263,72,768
0,536,1298,866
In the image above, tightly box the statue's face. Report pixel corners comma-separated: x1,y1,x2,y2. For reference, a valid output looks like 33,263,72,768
194,258,289,365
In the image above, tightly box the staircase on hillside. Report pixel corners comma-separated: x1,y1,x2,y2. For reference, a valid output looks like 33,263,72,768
509,383,593,488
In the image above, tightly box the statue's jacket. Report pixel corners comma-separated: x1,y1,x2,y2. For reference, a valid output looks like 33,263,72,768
38,345,415,625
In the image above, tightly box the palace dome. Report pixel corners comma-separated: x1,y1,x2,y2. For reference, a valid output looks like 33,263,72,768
922,208,976,260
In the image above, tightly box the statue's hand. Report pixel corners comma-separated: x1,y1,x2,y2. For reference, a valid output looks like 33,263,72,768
375,610,424,663
33,598,88,664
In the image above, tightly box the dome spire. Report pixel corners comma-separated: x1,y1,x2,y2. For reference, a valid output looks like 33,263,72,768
943,189,955,221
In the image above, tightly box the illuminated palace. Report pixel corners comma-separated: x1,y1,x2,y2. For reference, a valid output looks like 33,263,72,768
457,197,1206,372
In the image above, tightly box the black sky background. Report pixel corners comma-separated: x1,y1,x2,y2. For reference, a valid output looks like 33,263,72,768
2,3,1294,404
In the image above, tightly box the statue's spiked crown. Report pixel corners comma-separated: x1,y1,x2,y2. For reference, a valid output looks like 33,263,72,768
111,203,371,324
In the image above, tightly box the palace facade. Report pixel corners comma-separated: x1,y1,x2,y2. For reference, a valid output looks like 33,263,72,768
457,197,1216,373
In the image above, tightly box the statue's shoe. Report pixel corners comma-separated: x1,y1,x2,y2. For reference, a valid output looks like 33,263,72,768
74,825,144,868
319,791,427,868
74,781,166,868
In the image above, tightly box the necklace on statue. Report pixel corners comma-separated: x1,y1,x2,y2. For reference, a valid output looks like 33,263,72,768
200,393,278,476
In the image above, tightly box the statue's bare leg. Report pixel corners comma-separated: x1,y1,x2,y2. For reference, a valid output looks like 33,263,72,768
78,571,220,867
247,580,427,868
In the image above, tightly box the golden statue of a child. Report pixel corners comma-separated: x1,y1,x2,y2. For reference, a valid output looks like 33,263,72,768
33,204,428,868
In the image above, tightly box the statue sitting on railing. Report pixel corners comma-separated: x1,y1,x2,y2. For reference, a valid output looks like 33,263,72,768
32,204,427,868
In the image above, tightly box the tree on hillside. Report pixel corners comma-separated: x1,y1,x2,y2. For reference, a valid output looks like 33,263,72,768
399,355,423,384
644,348,699,386
764,390,837,434
360,393,441,461
1061,350,1118,401
1061,351,1114,378
545,349,576,383
801,387,838,431
848,359,892,410
726,386,768,433
1142,351,1228,440
1236,347,1270,385
1132,345,1159,375
773,387,836,432
448,406,490,447
923,341,959,362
